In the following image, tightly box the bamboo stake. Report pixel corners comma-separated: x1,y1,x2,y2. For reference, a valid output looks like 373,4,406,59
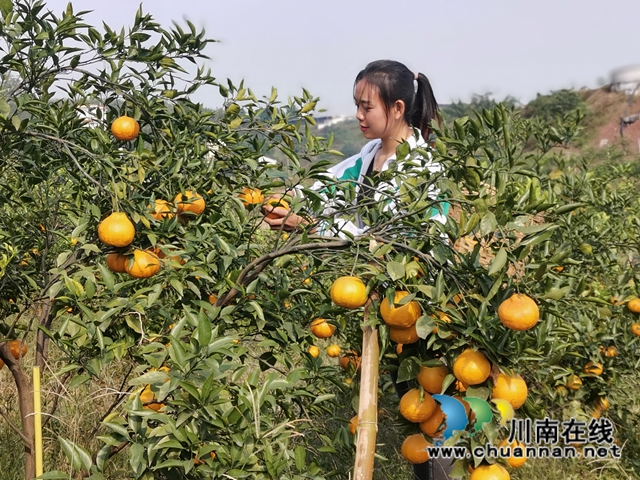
353,295,380,480
33,367,43,477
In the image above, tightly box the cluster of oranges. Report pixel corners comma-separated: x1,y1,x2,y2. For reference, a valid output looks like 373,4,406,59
305,276,369,361
102,117,206,279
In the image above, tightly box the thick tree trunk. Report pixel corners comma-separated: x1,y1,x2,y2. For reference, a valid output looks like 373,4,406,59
353,296,380,480
1,344,35,480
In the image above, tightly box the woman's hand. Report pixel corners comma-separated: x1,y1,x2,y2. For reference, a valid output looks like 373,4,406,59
261,205,309,231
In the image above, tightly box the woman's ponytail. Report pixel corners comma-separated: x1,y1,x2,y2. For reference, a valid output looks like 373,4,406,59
411,72,439,139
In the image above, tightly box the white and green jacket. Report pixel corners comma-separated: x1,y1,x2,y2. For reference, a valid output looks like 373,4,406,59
314,129,448,237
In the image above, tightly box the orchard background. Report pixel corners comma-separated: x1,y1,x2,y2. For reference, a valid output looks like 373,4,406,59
0,1,639,479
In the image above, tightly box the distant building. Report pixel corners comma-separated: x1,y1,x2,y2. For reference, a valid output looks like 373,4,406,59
610,65,640,95
315,115,353,130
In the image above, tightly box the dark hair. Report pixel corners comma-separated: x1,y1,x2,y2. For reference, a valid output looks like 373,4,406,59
354,60,439,139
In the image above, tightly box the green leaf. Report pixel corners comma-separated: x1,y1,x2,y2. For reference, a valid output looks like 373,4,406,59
294,445,306,472
386,261,405,281
58,437,92,472
197,310,211,347
0,98,10,120
488,247,507,276
0,0,11,16
397,356,421,382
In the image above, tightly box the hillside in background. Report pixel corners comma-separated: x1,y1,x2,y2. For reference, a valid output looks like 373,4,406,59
297,87,640,163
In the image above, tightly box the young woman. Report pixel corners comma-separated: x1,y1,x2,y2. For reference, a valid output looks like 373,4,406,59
264,60,452,480
263,59,445,235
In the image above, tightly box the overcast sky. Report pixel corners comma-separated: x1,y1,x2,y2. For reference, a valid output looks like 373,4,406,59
42,0,640,116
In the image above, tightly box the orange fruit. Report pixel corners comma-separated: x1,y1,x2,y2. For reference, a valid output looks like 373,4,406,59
401,433,431,464
174,191,205,215
556,385,568,396
431,310,451,334
264,196,290,219
7,340,27,359
330,276,367,309
605,346,618,357
140,385,164,411
453,349,491,385
349,414,358,435
111,115,140,141
469,464,510,480
396,344,403,355
631,323,640,336
326,344,341,357
308,345,320,358
340,351,361,371
310,318,335,338
492,373,528,409
566,374,582,390
389,324,419,344
584,361,603,376
106,252,129,273
455,379,469,393
497,293,539,331
150,199,174,220
627,298,640,313
399,388,437,423
0,358,4,370
594,397,610,411
419,404,444,437
417,364,449,394
98,212,135,247
239,187,264,206
125,249,161,278
379,291,421,328
499,439,526,468
208,294,218,304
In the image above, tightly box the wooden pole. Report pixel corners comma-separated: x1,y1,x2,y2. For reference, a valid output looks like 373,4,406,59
353,295,380,480
33,367,43,477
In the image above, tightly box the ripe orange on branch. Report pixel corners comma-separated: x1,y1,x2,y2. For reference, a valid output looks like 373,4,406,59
498,293,539,331
379,291,421,328
389,324,419,344
631,323,640,336
491,373,528,409
417,364,449,394
111,115,140,141
419,404,444,437
106,252,129,273
399,388,437,423
330,276,367,309
239,187,264,206
307,345,320,358
150,199,174,220
584,361,603,376
499,439,527,468
174,191,205,215
453,349,491,385
401,433,432,464
326,344,341,357
264,196,290,219
98,212,135,247
310,318,335,338
125,249,160,278
566,374,582,390
469,464,510,480
7,340,27,359
627,298,640,313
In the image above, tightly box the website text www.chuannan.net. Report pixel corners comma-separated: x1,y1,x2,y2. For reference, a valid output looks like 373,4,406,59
426,443,623,460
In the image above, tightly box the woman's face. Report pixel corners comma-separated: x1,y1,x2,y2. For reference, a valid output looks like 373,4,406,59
354,80,390,140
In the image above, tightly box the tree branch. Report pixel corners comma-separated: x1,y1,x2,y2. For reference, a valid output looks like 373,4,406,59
0,406,31,445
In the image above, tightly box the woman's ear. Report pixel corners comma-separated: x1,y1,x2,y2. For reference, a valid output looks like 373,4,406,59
393,100,406,120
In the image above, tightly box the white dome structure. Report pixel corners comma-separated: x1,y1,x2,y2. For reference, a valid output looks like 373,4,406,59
610,65,640,94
